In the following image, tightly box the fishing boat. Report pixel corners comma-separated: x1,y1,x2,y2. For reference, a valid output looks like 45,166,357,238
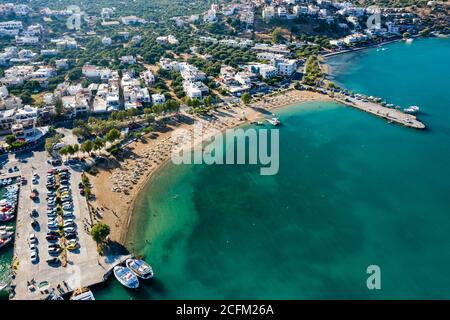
403,105,420,114
0,236,12,248
126,258,154,279
0,214,14,222
113,266,139,289
266,117,280,126
70,287,95,300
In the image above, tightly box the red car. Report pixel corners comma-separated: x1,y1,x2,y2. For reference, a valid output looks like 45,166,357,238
46,235,58,241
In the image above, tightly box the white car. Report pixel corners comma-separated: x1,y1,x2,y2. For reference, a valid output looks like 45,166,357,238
28,233,37,244
67,239,78,246
64,227,76,233
30,250,38,263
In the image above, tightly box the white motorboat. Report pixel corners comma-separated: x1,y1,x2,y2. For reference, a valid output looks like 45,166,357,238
113,266,139,289
126,258,154,280
403,106,420,114
70,287,95,300
266,117,280,126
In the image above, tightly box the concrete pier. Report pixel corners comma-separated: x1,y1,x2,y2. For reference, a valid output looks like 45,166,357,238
334,97,426,129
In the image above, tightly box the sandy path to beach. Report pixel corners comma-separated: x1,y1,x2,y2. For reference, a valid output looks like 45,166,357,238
89,89,330,243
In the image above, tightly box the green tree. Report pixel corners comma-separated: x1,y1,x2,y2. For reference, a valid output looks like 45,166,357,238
272,27,284,44
106,128,121,142
4,135,16,145
241,92,251,104
90,223,110,243
59,146,68,159
55,98,64,116
93,137,104,154
204,95,212,107
68,67,82,81
81,140,93,154
73,143,79,156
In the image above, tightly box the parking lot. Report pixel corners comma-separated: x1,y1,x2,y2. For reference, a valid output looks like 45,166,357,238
6,149,110,299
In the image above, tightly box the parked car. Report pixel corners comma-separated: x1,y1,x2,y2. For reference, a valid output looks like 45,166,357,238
63,226,76,233
46,235,58,241
28,233,37,244
30,250,38,264
46,258,60,266
30,209,39,218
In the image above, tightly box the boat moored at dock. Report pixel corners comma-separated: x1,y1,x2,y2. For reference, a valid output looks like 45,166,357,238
70,287,96,300
126,258,154,279
113,266,140,289
403,106,420,114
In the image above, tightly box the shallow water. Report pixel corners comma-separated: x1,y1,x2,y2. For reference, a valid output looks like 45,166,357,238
94,37,450,299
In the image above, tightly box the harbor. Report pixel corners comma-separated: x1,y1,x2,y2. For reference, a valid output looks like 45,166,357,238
333,96,426,129
0,148,130,300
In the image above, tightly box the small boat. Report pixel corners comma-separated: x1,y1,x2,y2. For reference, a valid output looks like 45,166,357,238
405,38,414,43
403,105,419,114
0,214,14,222
266,117,280,126
113,266,139,289
126,258,154,279
70,287,95,300
0,236,12,248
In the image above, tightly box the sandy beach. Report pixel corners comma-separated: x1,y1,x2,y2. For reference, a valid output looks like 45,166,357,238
88,89,331,244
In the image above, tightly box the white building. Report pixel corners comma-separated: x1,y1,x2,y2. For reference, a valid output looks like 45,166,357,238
121,16,146,25
101,8,115,19
151,93,165,105
277,6,288,19
203,9,217,23
262,6,275,20
102,37,112,45
140,70,155,86
183,81,209,99
0,21,23,30
55,59,69,69
15,36,39,46
120,55,136,65
272,59,297,76
41,49,58,57
82,65,101,78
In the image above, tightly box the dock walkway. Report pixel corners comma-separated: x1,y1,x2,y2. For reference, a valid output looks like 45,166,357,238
334,97,426,129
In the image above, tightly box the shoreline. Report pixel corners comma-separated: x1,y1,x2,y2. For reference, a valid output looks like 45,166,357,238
92,36,440,249
89,89,332,246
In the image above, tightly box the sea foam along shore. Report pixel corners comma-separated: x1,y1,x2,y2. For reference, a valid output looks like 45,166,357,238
88,89,331,244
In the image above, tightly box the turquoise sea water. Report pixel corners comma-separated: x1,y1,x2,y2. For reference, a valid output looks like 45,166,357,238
93,37,450,299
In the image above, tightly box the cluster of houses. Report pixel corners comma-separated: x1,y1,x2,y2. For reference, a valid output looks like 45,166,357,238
0,65,56,87
156,35,179,46
0,47,68,68
0,3,31,17
252,0,425,46
0,84,44,140
159,58,209,99
199,36,254,48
